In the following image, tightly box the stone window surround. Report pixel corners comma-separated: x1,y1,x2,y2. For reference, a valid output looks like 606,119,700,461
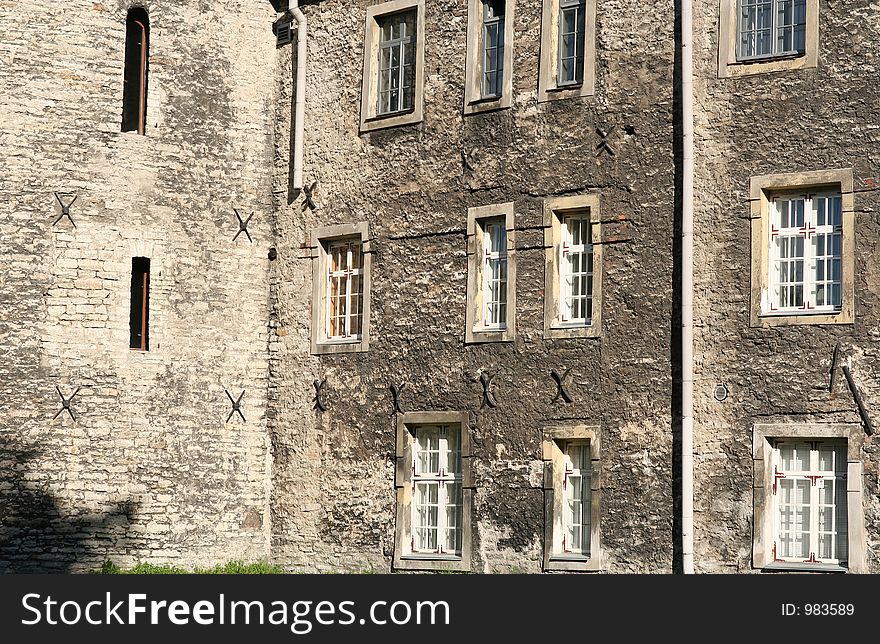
359,0,426,133
393,411,473,572
717,0,819,78
543,193,602,339
538,0,596,103
542,424,602,572
463,0,516,115
752,423,866,573
309,222,372,355
466,202,516,344
749,169,854,328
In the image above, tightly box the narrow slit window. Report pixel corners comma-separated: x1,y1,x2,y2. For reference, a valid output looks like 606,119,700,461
130,257,150,351
482,219,508,329
122,8,149,134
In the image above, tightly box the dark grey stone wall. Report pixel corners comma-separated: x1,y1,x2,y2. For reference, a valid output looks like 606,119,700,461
269,0,676,573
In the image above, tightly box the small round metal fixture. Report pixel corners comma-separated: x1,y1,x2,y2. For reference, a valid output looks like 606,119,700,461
713,383,729,402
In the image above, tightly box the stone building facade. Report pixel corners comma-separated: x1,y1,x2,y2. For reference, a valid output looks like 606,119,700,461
1,0,875,575
691,0,880,573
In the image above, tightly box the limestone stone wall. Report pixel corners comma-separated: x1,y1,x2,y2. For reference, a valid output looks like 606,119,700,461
0,0,277,571
692,0,880,572
269,0,676,573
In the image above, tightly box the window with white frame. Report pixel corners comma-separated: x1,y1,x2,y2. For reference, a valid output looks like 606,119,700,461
751,423,865,573
543,425,601,571
310,223,372,354
544,195,601,338
767,193,841,313
483,219,508,329
560,214,593,324
750,170,853,327
737,0,806,61
412,425,463,556
771,440,847,566
557,0,586,85
718,0,817,78
481,0,505,98
326,240,364,341
377,10,416,115
360,0,425,132
562,442,591,555
464,0,514,113
394,411,472,572
538,0,595,101
466,203,516,343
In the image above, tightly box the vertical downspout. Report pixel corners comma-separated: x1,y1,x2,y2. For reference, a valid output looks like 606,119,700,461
290,1,307,190
681,0,695,574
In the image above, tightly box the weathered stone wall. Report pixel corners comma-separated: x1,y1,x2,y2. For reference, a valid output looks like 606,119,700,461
0,0,276,571
269,0,676,573
693,1,880,572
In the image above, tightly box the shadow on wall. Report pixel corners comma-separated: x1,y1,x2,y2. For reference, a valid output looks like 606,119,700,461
0,435,139,573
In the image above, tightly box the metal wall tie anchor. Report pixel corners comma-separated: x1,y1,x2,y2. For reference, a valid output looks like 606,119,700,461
595,126,616,157
313,379,327,412
390,382,406,415
225,389,246,422
233,209,253,242
551,369,574,404
480,372,497,409
302,181,319,211
53,386,81,420
53,192,78,227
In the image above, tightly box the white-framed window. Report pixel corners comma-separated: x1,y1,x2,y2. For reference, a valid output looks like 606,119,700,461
561,442,591,555
482,219,508,330
736,0,806,61
543,425,601,571
557,0,586,86
360,0,426,132
560,214,593,324
394,411,472,572
466,203,516,343
771,440,847,565
767,193,841,314
538,0,596,102
749,169,853,327
544,195,601,338
377,10,417,116
326,239,364,341
752,424,866,573
309,222,372,354
481,0,506,98
411,425,463,556
464,0,515,114
717,0,818,78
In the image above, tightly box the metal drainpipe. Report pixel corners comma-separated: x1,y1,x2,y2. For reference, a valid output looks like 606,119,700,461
290,1,307,190
681,0,695,575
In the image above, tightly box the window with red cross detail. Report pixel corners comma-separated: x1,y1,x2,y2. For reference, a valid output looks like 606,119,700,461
411,425,462,556
772,440,848,565
768,192,842,313
326,239,364,341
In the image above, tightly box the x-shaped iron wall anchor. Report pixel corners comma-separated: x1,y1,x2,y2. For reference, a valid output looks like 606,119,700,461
301,181,319,212
233,209,254,242
551,369,574,404
479,372,497,409
53,386,81,421
225,389,246,422
595,126,616,157
313,379,327,412
53,193,78,228
390,382,406,415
